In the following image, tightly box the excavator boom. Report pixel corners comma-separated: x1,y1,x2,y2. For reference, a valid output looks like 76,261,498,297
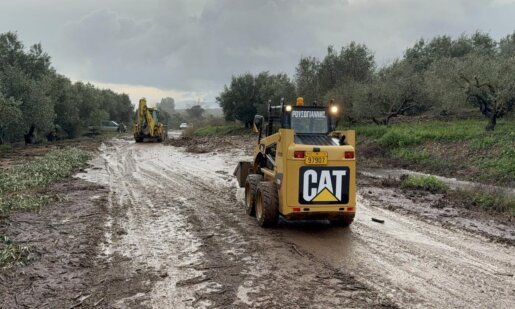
133,98,168,143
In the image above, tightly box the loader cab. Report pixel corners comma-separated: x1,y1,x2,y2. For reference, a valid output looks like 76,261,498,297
254,99,340,138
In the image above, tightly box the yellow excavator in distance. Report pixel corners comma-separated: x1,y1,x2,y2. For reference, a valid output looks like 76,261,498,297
133,98,168,143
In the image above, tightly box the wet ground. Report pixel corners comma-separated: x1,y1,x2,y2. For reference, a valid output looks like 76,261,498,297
1,133,514,308
360,167,515,197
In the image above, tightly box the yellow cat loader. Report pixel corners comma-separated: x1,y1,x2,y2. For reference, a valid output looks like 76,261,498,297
133,98,168,143
235,98,356,227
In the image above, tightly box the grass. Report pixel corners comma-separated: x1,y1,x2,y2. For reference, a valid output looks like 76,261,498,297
193,124,248,136
401,175,449,193
0,147,91,214
0,144,13,154
397,175,513,216
449,189,515,216
0,235,31,270
356,119,515,186
0,147,90,269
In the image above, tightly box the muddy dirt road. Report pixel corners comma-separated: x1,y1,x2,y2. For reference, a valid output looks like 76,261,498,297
71,135,514,308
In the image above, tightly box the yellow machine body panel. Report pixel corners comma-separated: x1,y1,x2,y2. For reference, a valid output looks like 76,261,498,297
252,128,356,220
133,98,167,142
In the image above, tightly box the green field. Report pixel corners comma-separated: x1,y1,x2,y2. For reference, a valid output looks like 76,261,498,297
355,119,515,186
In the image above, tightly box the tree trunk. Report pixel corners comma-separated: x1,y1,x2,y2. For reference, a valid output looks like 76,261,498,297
485,113,497,131
24,124,36,145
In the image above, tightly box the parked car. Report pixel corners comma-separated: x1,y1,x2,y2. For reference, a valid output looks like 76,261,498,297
87,120,121,135
179,122,189,129
101,120,119,132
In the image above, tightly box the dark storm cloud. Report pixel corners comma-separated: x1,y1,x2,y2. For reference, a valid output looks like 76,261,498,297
2,0,515,103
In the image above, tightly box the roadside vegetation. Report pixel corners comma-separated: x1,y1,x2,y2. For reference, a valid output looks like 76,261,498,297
388,175,514,217
0,147,90,269
448,189,515,216
0,235,30,270
0,32,133,144
218,32,514,132
400,175,449,193
0,147,90,214
357,119,515,186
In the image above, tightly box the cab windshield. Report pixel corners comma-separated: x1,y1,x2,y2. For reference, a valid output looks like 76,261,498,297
290,109,329,134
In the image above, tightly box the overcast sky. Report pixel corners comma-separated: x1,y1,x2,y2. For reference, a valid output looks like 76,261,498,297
2,0,515,107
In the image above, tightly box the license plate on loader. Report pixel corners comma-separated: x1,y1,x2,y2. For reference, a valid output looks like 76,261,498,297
305,151,328,165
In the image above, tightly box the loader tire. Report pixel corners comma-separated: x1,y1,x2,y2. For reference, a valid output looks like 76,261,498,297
245,174,262,216
255,181,279,228
330,214,354,227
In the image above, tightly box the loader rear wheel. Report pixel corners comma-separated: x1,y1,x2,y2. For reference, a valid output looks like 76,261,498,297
255,181,279,228
245,174,262,216
330,214,355,227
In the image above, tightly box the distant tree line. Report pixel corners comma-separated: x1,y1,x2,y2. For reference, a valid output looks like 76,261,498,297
0,32,134,144
218,32,515,130
155,96,208,128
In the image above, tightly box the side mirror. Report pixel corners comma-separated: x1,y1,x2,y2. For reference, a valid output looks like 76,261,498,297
253,115,264,133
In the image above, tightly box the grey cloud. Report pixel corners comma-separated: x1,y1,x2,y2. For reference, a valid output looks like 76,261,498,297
2,0,515,102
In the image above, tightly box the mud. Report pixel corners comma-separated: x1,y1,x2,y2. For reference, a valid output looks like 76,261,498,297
360,167,515,197
1,133,514,308
360,176,515,244
0,178,109,308
0,135,116,169
164,134,255,155
74,136,393,308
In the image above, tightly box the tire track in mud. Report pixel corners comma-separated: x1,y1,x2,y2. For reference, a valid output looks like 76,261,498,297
82,138,394,308
144,148,391,308
282,193,515,308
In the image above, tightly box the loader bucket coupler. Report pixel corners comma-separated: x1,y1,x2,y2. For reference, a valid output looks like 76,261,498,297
234,161,252,188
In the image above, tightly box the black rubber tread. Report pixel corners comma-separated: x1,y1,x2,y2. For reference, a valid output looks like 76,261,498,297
330,214,355,227
256,181,279,227
244,174,262,216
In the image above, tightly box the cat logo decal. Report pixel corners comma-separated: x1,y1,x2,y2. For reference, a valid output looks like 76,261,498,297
299,167,350,204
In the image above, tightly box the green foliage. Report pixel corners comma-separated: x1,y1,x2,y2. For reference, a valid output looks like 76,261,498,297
378,131,423,147
0,194,54,213
0,96,23,143
217,72,296,126
450,190,515,215
468,191,515,215
356,119,515,186
0,144,13,154
0,147,91,196
401,175,449,193
355,61,429,124
157,97,175,114
295,56,321,104
0,32,134,142
0,147,89,217
186,105,205,120
0,236,31,270
317,43,375,96
391,148,430,163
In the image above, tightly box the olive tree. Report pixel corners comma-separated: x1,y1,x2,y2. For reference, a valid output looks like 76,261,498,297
217,72,295,127
456,54,515,130
355,61,428,125
0,95,23,143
